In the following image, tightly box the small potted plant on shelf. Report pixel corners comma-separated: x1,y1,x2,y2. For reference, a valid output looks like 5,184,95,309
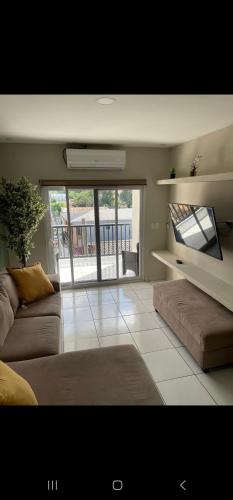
190,154,203,176
170,167,176,179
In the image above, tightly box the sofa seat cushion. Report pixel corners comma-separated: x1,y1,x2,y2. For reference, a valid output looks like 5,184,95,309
0,316,60,362
154,279,233,351
8,346,163,405
15,292,61,319
0,271,19,315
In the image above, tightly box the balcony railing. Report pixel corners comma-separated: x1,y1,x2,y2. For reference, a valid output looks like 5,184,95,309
52,224,132,258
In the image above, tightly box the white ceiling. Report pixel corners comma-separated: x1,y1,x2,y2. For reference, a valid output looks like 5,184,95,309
0,95,233,147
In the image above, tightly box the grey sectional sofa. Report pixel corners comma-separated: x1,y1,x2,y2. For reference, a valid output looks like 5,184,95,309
0,270,163,405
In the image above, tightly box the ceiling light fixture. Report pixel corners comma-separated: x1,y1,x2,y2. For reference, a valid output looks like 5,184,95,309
96,97,116,105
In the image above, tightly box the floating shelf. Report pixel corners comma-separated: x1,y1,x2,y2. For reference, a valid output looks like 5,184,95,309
157,172,233,185
152,250,233,312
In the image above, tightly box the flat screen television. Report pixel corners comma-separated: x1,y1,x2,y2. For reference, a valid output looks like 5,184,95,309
168,203,223,261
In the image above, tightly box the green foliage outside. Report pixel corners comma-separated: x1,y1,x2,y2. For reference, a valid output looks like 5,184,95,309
0,177,48,267
50,200,62,216
118,190,132,208
69,190,93,207
99,191,115,208
50,189,132,209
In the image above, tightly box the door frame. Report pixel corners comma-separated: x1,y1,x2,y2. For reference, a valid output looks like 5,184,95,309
44,185,145,288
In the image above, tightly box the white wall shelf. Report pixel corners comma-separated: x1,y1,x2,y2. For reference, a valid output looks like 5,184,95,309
157,172,233,185
152,250,233,312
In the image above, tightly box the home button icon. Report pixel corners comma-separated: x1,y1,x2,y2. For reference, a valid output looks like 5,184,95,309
112,480,123,491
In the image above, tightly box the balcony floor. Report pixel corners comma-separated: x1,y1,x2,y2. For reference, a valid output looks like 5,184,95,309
58,255,135,283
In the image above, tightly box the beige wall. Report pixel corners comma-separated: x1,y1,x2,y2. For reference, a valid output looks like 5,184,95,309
0,143,170,280
167,124,233,283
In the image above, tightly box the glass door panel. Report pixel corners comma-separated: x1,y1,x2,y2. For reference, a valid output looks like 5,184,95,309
118,189,140,279
48,186,142,287
48,188,72,284
67,189,97,283
98,190,117,280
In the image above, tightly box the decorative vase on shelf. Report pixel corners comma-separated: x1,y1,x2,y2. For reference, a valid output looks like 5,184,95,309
170,168,176,179
190,154,203,177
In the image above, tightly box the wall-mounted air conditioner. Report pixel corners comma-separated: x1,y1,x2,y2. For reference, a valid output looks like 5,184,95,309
65,148,126,170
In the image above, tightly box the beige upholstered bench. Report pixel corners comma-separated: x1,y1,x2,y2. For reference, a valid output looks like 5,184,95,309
153,279,233,371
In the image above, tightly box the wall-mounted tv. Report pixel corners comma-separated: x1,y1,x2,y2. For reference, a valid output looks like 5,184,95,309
168,203,223,261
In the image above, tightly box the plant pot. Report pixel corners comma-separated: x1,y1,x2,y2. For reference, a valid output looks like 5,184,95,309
170,173,176,178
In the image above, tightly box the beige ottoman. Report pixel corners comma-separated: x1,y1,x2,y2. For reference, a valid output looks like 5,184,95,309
153,279,233,370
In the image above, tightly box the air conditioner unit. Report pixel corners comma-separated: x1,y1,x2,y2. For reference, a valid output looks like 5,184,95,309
65,148,126,170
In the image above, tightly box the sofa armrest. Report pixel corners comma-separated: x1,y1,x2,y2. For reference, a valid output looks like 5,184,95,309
47,274,61,292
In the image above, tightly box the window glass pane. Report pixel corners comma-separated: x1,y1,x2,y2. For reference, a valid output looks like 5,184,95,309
48,189,72,284
118,189,140,278
68,189,97,283
98,190,116,280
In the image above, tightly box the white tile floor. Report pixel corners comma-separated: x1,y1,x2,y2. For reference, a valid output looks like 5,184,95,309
59,255,135,283
61,280,233,405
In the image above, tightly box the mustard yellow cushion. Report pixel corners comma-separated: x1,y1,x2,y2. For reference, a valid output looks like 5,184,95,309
0,361,38,405
7,263,55,304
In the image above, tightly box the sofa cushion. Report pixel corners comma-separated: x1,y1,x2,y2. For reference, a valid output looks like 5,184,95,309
0,316,60,362
15,292,61,319
7,263,55,304
0,271,19,315
153,279,233,351
0,360,38,405
8,346,163,405
0,287,14,347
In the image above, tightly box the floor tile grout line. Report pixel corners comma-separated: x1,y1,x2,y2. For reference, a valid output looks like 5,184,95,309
154,372,203,384
160,326,184,349
86,292,99,337
156,373,218,405
175,346,203,376
136,346,175,355
193,373,219,405
167,346,218,404
172,346,219,404
144,345,218,397
125,325,162,334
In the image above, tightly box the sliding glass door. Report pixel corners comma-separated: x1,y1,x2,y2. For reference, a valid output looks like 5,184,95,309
48,188,72,284
48,186,142,286
118,189,141,279
98,189,117,280
67,189,97,283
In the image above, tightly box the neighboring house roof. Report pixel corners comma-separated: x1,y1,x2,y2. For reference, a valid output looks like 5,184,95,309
61,207,132,224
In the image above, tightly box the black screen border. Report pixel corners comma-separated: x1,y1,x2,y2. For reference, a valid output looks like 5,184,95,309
168,202,223,261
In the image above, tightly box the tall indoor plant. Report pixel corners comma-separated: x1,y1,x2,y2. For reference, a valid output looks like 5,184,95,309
0,177,47,267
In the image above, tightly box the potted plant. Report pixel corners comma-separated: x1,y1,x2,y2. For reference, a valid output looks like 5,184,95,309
190,155,203,176
170,167,176,179
0,177,47,267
